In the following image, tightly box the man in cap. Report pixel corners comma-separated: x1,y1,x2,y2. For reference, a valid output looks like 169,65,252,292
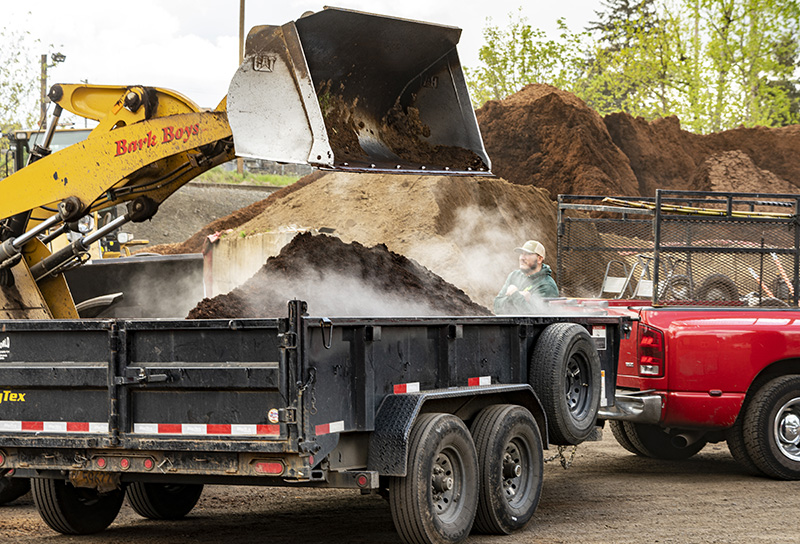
493,240,559,314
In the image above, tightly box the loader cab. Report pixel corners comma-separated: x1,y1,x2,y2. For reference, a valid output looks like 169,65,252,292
4,127,92,176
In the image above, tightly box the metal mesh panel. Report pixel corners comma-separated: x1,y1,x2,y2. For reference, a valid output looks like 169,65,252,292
558,191,800,308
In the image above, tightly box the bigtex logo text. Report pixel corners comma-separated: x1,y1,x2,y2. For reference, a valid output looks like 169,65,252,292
0,391,25,403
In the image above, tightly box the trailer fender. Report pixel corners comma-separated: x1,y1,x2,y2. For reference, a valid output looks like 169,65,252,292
367,384,546,477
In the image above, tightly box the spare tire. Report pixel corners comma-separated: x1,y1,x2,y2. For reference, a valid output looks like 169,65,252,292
529,323,601,445
696,274,738,302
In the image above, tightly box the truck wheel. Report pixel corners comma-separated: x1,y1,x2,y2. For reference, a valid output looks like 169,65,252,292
608,420,645,456
31,478,124,534
0,476,30,505
696,274,738,301
743,375,800,479
529,323,601,445
623,422,707,460
127,483,204,520
725,415,764,476
389,413,478,544
470,405,543,535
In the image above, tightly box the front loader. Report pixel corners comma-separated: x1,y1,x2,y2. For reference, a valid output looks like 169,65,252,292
0,7,490,320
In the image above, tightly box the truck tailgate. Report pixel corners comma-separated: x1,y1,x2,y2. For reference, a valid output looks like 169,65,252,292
0,319,289,452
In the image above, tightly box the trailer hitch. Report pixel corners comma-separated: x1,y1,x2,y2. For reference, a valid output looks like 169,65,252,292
114,367,169,385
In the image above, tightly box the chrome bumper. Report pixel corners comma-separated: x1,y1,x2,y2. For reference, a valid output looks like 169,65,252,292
598,390,662,424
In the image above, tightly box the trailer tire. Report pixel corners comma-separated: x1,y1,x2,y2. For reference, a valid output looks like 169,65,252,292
697,274,738,301
389,413,478,544
608,420,645,456
127,483,204,520
470,405,543,535
743,375,800,480
31,478,124,534
529,323,601,445
0,476,30,505
623,422,707,460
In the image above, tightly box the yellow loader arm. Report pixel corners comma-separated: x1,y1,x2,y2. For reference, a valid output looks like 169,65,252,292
0,85,234,318
0,7,490,320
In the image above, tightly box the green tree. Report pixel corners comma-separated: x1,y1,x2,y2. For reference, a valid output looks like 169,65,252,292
464,9,588,107
0,24,40,177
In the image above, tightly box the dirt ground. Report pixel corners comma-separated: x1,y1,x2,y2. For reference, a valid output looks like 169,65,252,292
2,431,798,543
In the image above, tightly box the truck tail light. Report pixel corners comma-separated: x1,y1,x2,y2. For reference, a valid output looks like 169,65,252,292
638,325,664,377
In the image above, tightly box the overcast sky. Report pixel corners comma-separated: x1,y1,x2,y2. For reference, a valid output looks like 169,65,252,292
6,0,602,110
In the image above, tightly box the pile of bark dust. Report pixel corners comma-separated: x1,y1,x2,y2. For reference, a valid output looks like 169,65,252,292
188,233,490,318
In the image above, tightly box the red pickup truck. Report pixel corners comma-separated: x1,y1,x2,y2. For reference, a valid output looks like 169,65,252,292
558,190,800,480
599,303,800,480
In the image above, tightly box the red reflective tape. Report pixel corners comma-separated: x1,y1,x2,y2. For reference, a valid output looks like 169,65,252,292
468,376,491,387
206,424,232,435
22,421,43,431
393,384,406,394
256,424,279,435
315,423,330,435
468,377,480,386
158,423,182,434
67,422,89,432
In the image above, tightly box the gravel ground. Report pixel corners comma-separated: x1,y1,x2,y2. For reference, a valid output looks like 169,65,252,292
2,430,798,543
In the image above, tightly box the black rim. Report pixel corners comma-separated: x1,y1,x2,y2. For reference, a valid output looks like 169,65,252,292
431,446,467,523
565,352,591,420
502,436,534,509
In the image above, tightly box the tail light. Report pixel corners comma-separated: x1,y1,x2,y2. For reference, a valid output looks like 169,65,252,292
638,325,664,377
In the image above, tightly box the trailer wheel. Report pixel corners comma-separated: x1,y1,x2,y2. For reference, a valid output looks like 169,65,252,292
623,422,707,460
127,483,204,520
529,323,601,445
0,475,30,505
743,375,800,479
31,478,124,534
608,420,645,456
470,405,543,535
389,413,478,544
696,274,738,301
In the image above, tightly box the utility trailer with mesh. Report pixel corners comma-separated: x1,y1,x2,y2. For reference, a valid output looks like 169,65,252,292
558,189,800,307
0,300,626,543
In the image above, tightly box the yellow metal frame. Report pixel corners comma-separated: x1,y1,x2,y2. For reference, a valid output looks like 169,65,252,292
0,84,235,318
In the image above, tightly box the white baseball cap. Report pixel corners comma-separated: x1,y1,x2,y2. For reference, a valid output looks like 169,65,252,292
515,240,545,258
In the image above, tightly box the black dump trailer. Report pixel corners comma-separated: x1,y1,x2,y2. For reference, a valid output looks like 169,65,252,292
0,300,626,543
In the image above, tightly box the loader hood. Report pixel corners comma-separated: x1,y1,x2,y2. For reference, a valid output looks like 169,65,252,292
227,7,491,175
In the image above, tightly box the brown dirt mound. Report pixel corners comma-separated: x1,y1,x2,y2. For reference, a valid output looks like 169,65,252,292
145,170,326,255
690,150,799,194
231,172,558,308
478,84,799,199
476,84,640,199
188,232,490,318
601,108,800,197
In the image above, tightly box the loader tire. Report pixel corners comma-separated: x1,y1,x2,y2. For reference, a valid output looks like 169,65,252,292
529,323,601,445
31,478,124,535
127,482,203,520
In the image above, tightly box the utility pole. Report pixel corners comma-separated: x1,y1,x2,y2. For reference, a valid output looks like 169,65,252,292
39,54,47,129
237,0,245,176
39,53,67,129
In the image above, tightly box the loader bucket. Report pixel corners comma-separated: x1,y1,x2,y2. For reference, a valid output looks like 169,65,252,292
227,7,491,174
